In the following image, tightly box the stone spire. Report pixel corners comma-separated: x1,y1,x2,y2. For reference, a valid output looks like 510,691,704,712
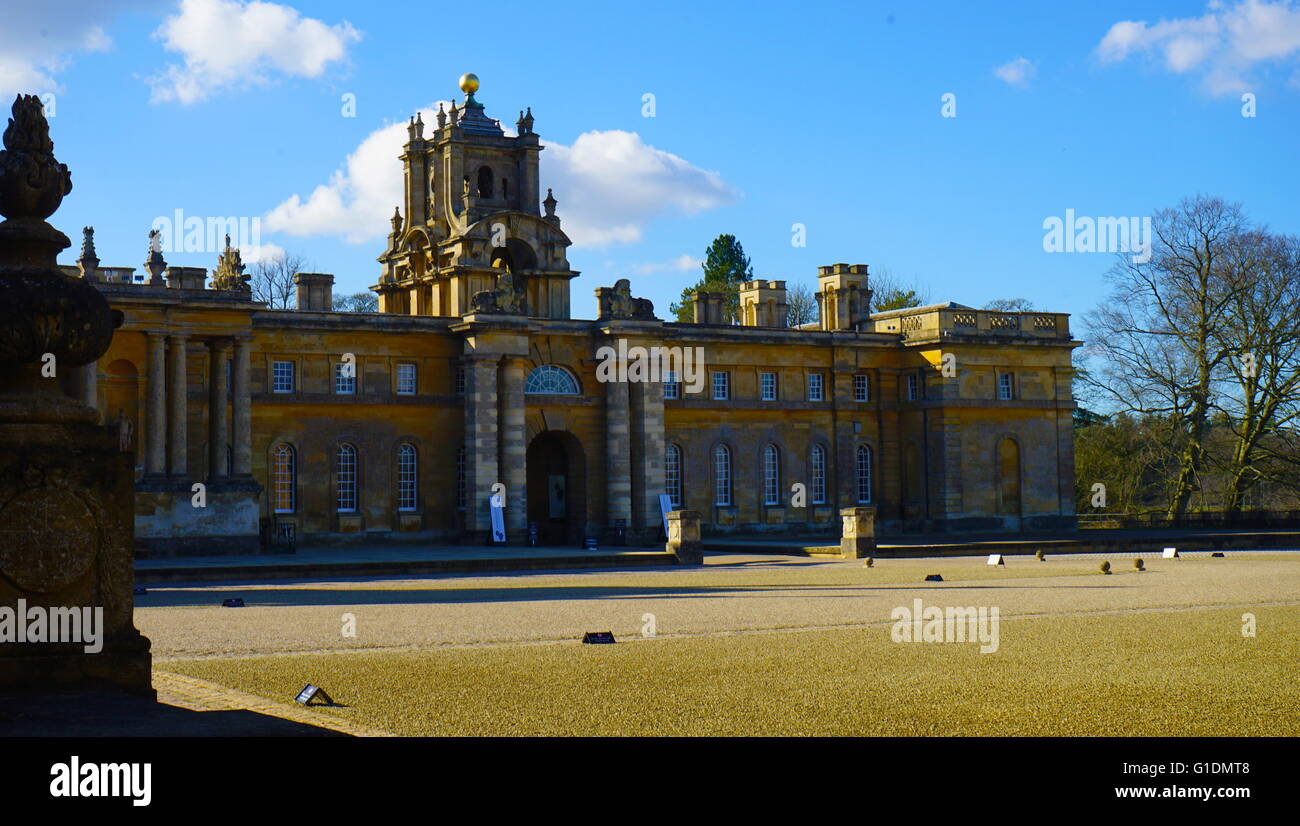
144,228,166,286
77,225,100,281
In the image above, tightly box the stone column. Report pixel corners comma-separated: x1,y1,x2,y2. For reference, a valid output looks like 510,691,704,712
232,337,252,477
499,357,528,535
145,332,167,477
840,506,877,559
76,361,98,413
632,376,666,542
462,353,499,536
665,510,702,565
167,334,188,478
605,366,632,539
208,339,230,481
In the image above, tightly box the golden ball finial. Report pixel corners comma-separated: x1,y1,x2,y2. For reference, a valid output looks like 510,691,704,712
459,73,479,95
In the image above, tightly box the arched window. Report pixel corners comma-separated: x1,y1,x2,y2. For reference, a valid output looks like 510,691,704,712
336,443,358,512
477,165,494,199
272,443,295,513
456,446,467,509
524,365,580,395
856,444,873,504
714,444,732,506
810,444,827,504
397,444,418,512
665,444,683,508
762,444,780,505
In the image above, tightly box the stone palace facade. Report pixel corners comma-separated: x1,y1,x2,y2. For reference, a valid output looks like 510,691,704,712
66,76,1080,555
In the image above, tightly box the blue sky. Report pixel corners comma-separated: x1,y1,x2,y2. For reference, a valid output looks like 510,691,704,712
6,0,1299,322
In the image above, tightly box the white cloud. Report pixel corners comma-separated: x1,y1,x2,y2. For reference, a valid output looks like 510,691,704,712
632,254,701,275
1097,0,1300,95
148,0,361,104
993,57,1036,87
266,118,736,249
239,241,284,263
541,131,735,247
0,1,123,98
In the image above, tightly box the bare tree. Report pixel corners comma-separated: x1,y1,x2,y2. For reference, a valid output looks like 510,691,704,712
333,291,378,313
786,281,819,327
984,298,1034,312
870,266,930,313
249,250,307,309
1210,231,1300,515
1083,196,1250,519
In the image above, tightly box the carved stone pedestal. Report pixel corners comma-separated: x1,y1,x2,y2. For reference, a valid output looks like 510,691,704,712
840,506,877,559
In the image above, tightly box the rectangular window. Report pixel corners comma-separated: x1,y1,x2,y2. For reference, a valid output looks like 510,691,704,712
998,372,1015,400
272,360,294,394
712,371,730,401
397,446,418,511
334,361,356,395
906,373,919,401
854,374,870,402
760,372,777,401
455,366,466,394
663,370,680,400
807,373,824,402
396,362,417,395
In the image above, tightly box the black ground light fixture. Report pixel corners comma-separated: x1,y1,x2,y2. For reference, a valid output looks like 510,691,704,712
582,631,616,644
222,598,245,607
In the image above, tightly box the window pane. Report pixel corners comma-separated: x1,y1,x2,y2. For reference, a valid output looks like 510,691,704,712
714,445,731,506
398,444,417,511
336,444,357,511
665,444,682,508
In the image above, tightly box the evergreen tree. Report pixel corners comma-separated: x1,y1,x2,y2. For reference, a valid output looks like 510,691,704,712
670,234,754,322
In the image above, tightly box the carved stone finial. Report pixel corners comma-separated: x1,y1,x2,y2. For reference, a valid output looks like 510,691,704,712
210,232,249,293
448,100,458,124
519,106,534,135
0,93,115,397
543,187,557,218
391,205,403,235
436,102,447,129
0,94,72,226
414,111,424,138
79,226,98,263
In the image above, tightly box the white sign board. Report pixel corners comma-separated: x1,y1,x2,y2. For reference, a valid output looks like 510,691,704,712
1162,547,1178,558
658,494,674,535
987,554,1005,566
490,498,506,543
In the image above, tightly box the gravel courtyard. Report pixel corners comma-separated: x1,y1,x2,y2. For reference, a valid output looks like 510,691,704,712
141,551,1300,735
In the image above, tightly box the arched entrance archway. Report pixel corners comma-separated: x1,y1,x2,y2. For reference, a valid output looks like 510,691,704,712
526,430,586,545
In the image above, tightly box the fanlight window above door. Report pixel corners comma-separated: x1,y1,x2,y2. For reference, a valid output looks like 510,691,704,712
524,365,580,395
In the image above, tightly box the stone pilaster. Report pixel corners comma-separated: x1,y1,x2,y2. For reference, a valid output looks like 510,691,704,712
145,332,167,477
167,334,188,478
208,339,230,481
499,357,527,534
232,337,252,477
463,353,499,536
605,366,632,537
